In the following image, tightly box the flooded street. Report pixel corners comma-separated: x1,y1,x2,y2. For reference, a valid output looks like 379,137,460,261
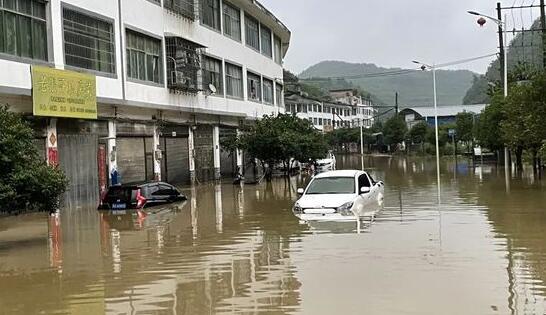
1,156,546,314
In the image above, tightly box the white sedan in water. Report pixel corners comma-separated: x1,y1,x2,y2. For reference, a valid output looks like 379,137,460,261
293,170,384,222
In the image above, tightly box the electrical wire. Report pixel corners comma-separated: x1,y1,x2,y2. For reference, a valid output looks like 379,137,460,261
300,53,498,83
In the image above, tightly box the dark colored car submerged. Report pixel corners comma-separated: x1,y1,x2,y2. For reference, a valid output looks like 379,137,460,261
98,182,186,210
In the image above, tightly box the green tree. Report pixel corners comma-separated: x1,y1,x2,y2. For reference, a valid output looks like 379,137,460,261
408,122,428,153
383,116,407,150
501,72,546,170
0,106,67,214
475,93,505,152
240,114,328,178
455,112,475,153
408,122,428,144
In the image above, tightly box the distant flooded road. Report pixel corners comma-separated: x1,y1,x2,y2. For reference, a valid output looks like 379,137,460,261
1,156,546,314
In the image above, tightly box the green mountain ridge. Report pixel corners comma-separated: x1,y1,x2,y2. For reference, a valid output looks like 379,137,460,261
464,19,544,105
299,60,479,107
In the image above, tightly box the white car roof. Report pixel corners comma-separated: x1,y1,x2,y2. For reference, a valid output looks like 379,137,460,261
314,170,364,178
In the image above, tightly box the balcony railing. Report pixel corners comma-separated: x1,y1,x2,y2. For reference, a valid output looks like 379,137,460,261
164,0,197,21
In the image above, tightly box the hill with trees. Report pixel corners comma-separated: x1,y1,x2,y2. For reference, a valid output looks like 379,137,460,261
299,60,478,107
463,19,544,105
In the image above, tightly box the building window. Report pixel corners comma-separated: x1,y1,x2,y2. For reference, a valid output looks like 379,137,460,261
166,37,204,92
164,0,196,20
247,72,261,102
200,0,220,31
126,30,163,84
263,78,273,104
0,0,47,61
63,7,115,74
260,24,272,57
222,2,240,41
244,14,259,51
225,62,242,98
202,55,223,94
275,83,283,107
273,35,282,64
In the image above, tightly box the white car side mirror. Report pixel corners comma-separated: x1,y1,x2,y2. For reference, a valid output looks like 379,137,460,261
297,188,305,195
360,187,371,194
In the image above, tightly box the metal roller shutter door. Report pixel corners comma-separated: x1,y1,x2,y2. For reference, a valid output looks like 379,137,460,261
117,138,146,184
164,137,190,185
58,134,99,209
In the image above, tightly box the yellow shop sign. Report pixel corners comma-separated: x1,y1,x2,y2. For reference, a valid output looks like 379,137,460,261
32,66,97,119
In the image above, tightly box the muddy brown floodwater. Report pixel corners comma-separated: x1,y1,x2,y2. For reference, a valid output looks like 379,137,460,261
1,155,546,314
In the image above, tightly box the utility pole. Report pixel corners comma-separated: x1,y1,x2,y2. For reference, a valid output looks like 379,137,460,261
395,92,399,115
497,2,505,88
540,0,546,68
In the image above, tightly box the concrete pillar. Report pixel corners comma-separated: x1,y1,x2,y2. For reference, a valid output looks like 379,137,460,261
188,126,196,184
213,125,221,180
46,118,58,167
153,124,161,181
236,129,244,176
215,183,223,233
107,120,118,185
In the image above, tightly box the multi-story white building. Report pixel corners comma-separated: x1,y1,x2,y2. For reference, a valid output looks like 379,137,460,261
0,0,290,204
285,89,376,132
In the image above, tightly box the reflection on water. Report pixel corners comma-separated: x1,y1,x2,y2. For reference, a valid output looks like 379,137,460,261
1,155,546,314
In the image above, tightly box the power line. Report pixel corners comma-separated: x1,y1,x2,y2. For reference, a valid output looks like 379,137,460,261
300,53,499,84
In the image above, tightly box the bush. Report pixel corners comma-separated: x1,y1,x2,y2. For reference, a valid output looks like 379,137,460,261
0,106,67,214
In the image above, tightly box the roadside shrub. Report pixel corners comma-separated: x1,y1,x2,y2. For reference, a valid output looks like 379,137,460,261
0,106,67,214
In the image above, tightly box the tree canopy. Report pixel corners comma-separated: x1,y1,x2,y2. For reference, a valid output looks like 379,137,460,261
240,114,328,167
0,106,67,214
383,116,407,146
455,112,474,143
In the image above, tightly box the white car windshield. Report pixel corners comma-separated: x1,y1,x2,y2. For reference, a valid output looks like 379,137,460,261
306,177,355,194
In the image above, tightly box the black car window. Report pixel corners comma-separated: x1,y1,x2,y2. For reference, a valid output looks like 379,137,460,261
154,184,173,196
358,174,371,190
146,184,160,197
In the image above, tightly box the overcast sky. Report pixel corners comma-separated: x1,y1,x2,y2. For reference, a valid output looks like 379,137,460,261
259,0,540,75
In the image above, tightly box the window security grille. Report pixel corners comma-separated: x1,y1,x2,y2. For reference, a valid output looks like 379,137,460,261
63,7,116,74
166,37,204,93
164,0,196,21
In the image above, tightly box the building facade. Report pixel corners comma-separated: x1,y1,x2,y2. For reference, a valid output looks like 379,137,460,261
0,0,290,205
284,89,376,132
399,104,487,129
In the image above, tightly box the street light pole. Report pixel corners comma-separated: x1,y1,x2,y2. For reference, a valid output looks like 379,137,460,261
360,124,364,170
432,65,441,192
468,10,510,180
413,61,441,195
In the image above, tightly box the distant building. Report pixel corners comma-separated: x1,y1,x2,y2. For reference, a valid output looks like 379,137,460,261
284,89,376,132
399,104,487,128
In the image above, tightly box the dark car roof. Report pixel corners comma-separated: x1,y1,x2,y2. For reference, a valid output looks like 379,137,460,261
110,182,175,189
